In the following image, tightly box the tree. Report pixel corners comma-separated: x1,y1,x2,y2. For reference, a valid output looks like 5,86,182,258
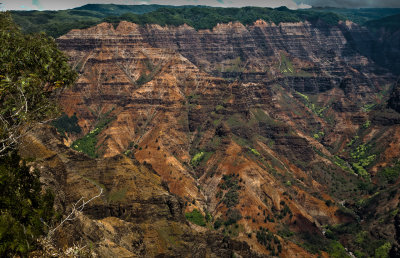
0,12,77,256
0,152,54,256
0,11,77,155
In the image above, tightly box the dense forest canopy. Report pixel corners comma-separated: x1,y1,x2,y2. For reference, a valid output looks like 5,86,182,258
10,4,179,37
10,4,400,38
365,13,400,33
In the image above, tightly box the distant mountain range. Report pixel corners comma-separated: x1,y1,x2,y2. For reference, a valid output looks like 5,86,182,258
10,4,400,38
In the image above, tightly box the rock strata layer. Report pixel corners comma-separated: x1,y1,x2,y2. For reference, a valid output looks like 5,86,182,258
32,20,400,256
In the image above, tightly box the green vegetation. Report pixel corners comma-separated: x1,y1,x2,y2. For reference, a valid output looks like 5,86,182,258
103,6,345,30
218,174,241,208
256,228,282,255
9,5,355,39
362,120,371,129
108,187,128,203
213,209,243,237
328,241,350,258
362,103,376,112
314,8,400,25
227,114,244,128
250,148,261,156
366,13,400,34
11,4,175,38
219,174,239,190
277,52,313,76
72,111,114,158
135,59,162,86
296,91,309,101
213,218,223,229
250,108,280,126
223,188,240,208
0,12,77,154
224,208,242,226
295,91,328,118
0,14,75,255
51,113,81,136
224,57,244,73
215,105,224,112
206,135,221,151
11,4,400,39
347,136,359,147
350,144,376,179
377,163,400,184
313,131,325,140
191,151,205,167
0,147,55,256
374,242,391,258
185,209,206,227
324,222,392,257
352,163,369,178
279,53,294,75
277,225,294,238
277,201,292,219
299,231,331,254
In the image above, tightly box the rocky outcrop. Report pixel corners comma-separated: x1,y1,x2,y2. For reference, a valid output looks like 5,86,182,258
58,20,394,92
21,125,264,257
46,20,400,256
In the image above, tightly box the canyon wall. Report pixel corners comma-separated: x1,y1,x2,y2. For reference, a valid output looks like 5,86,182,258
33,20,400,256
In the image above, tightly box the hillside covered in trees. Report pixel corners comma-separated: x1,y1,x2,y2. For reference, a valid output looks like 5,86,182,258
10,4,400,38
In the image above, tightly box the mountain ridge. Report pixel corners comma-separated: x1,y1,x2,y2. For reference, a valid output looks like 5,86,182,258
11,5,400,37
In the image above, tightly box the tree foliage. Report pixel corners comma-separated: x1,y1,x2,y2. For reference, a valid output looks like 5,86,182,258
0,12,77,155
51,113,81,136
11,4,178,38
185,209,206,226
104,6,343,29
0,12,76,256
9,6,349,38
9,5,400,40
0,152,54,256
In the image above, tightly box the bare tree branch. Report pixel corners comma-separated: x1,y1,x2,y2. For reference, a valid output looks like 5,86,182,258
48,187,103,236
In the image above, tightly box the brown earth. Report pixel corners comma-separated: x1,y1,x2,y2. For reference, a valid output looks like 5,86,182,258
24,20,400,257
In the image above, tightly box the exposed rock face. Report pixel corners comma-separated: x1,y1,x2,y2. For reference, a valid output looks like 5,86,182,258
376,29,400,75
58,20,392,91
36,20,400,256
21,125,263,257
389,80,400,112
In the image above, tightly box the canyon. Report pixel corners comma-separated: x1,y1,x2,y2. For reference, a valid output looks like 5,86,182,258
25,16,400,257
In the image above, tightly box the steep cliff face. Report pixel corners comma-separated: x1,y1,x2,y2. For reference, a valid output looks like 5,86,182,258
21,125,263,257
41,20,400,256
389,80,400,112
364,14,400,75
59,20,392,90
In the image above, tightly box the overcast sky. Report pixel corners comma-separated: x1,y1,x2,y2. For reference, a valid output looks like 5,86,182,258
0,0,399,11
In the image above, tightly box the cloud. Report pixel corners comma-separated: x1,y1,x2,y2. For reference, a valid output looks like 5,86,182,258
1,0,311,10
293,0,400,8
